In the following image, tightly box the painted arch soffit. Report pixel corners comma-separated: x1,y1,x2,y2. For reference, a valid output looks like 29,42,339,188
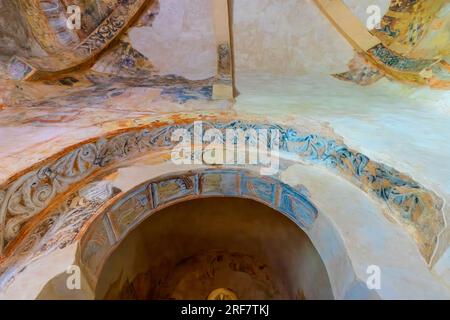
0,116,445,270
9,0,151,80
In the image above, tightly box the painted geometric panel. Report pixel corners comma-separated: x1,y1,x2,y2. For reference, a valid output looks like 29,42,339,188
0,120,443,263
369,44,436,72
278,184,318,229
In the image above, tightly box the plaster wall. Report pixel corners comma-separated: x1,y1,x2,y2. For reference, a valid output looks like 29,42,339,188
102,160,450,299
126,0,392,78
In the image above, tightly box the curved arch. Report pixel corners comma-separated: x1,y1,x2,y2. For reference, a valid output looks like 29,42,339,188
314,0,450,88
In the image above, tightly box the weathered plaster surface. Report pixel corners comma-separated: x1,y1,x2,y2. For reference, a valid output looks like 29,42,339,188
3,159,448,299
128,0,217,80
0,115,443,265
1,0,450,300
96,199,332,300
414,3,450,59
342,0,390,27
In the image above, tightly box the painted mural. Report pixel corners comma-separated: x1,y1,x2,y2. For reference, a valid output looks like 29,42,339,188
333,53,384,85
372,0,447,55
10,0,149,80
0,0,450,301
103,250,284,300
314,0,450,88
367,0,450,87
0,2,36,61
0,167,319,290
0,118,444,267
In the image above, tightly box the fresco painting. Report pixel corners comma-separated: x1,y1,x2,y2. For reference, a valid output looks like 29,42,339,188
0,0,449,302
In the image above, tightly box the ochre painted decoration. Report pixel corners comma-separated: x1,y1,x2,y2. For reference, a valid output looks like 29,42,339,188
18,0,81,54
0,168,319,287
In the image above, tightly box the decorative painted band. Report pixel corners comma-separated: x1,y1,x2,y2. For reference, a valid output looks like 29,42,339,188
80,169,318,280
10,0,148,80
0,168,318,288
0,118,444,263
18,0,80,54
